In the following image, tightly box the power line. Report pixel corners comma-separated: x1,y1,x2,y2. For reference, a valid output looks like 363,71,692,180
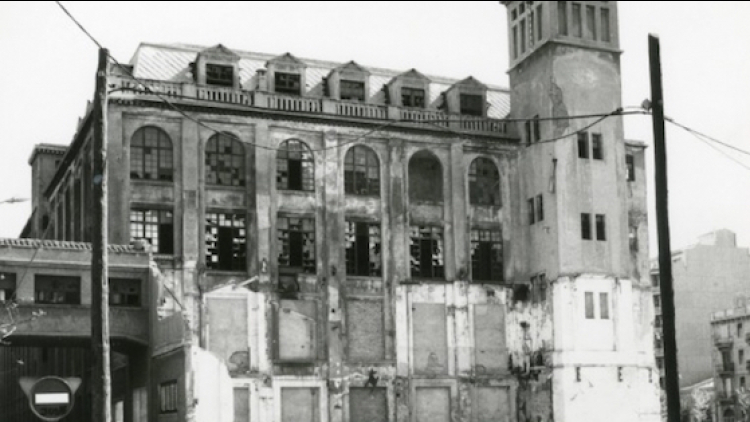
666,117,750,158
676,122,750,173
54,1,103,49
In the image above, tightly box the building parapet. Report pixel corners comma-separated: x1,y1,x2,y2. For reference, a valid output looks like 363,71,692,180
712,305,750,322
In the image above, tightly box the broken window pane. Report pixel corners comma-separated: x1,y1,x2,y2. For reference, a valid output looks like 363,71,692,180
278,216,316,274
410,226,444,280
471,229,504,283
206,63,234,87
205,212,247,271
345,221,382,277
401,87,425,108
469,157,501,206
275,72,302,96
344,145,380,196
130,209,174,254
205,132,245,187
340,80,366,101
130,126,173,181
277,140,315,192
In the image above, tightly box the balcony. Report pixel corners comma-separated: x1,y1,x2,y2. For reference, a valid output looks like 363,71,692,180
10,304,148,345
715,336,734,349
717,362,736,376
108,75,510,137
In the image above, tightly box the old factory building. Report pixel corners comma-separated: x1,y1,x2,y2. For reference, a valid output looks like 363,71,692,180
1,1,660,421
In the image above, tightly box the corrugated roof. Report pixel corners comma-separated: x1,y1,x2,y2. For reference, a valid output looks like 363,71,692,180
131,43,511,118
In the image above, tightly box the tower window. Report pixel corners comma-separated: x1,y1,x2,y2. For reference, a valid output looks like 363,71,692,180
572,3,582,38
586,5,597,40
626,154,635,181
536,195,544,222
581,213,591,240
528,198,536,225
558,1,568,36
409,226,444,280
401,87,425,108
470,229,504,283
578,132,589,158
275,72,302,96
592,134,603,160
206,64,234,87
205,212,247,271
520,19,527,54
345,221,382,277
596,214,607,241
278,216,316,274
512,25,519,59
601,8,611,42
536,4,544,41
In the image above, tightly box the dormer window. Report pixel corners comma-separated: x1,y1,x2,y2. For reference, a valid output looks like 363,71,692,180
340,80,365,101
402,88,425,108
206,64,234,87
460,94,483,116
275,72,301,96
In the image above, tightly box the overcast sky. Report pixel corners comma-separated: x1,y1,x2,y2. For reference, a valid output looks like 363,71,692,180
1,1,750,254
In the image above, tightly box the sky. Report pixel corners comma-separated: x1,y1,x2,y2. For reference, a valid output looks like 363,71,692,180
1,1,750,255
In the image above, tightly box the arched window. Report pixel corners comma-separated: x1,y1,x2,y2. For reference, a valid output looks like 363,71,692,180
408,151,442,203
277,140,314,191
130,127,173,181
205,133,245,187
344,145,379,196
469,157,501,206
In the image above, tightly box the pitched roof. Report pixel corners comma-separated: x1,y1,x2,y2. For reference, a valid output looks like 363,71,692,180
130,43,511,119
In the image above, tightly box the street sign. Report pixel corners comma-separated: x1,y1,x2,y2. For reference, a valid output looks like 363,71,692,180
19,376,81,422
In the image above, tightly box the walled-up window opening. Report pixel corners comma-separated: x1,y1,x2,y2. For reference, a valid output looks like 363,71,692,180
578,132,589,158
600,293,610,319
278,216,316,274
469,158,501,206
592,134,603,160
0,272,16,302
340,80,366,101
537,4,544,41
410,226,444,280
586,5,597,40
402,87,425,108
205,212,247,271
528,198,536,225
585,292,595,319
206,133,245,187
581,213,591,240
558,1,569,36
206,64,234,87
345,221,382,277
130,209,174,254
35,275,81,305
471,229,504,283
159,380,178,414
344,146,380,196
536,194,544,222
275,72,301,95
596,214,606,241
130,127,173,181
572,3,582,37
109,278,141,307
277,140,314,192
601,8,611,42
409,151,443,203
626,154,635,181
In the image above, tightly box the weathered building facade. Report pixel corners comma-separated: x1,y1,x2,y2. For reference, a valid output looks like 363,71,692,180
711,298,750,422
5,1,659,421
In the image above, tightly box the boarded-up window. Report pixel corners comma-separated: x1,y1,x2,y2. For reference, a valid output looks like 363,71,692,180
473,305,507,374
474,387,511,422
413,304,448,375
207,297,249,373
409,151,443,203
349,387,387,422
281,388,318,422
234,386,250,422
346,299,385,361
415,387,450,422
277,300,317,362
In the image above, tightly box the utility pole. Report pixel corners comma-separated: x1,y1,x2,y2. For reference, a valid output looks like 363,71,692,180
92,47,112,422
649,34,680,422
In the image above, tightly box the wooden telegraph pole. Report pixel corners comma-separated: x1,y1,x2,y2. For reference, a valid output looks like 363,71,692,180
649,34,680,422
92,47,112,422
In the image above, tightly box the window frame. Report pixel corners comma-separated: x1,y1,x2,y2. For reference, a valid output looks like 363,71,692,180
596,214,607,241
109,278,142,307
205,212,247,272
0,272,16,302
409,225,445,280
344,220,382,277
626,154,636,181
581,213,592,240
344,145,380,197
34,275,81,305
536,194,544,223
159,380,179,415
468,157,502,207
275,72,302,96
129,208,174,254
577,132,590,159
277,140,315,192
205,132,245,187
340,79,366,101
459,93,484,116
277,215,316,274
470,228,504,283
130,126,174,182
205,63,234,87
592,133,603,160
401,87,426,108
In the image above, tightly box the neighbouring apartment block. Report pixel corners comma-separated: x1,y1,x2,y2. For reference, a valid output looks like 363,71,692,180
1,2,660,422
712,296,750,422
652,230,750,389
